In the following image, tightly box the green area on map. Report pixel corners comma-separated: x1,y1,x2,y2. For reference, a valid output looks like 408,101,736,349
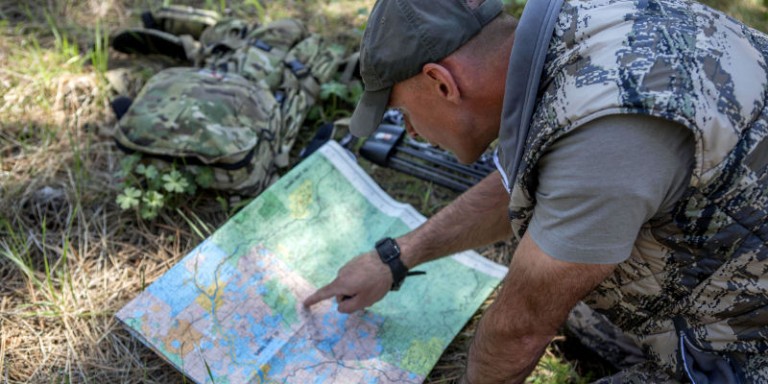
117,142,503,384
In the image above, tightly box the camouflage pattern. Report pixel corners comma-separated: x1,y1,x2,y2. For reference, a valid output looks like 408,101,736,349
505,0,768,381
203,19,343,166
568,302,681,383
275,33,344,164
154,5,220,39
591,363,679,384
199,19,257,59
115,67,279,194
115,17,344,195
566,302,646,370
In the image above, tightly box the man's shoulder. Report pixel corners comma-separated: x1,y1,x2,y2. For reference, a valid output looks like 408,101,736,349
528,113,695,264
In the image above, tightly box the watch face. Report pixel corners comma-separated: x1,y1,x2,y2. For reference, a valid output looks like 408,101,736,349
381,252,397,263
380,245,397,262
377,238,399,263
376,238,407,291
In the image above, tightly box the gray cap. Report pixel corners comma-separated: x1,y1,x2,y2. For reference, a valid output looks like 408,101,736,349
350,0,503,137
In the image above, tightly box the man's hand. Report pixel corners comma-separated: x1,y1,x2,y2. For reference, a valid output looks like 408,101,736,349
303,251,392,313
304,172,510,314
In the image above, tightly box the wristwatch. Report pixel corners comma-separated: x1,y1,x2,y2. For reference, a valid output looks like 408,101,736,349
375,237,425,290
375,237,408,290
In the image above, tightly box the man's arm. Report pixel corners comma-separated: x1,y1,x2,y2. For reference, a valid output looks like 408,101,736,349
462,233,615,384
398,170,512,266
303,171,511,313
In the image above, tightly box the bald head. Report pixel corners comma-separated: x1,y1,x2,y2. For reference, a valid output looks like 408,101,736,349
391,10,518,162
436,12,518,112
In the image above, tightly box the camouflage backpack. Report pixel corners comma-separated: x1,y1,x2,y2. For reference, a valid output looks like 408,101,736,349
113,10,344,196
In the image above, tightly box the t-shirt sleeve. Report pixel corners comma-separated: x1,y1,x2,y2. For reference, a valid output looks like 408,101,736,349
528,114,694,264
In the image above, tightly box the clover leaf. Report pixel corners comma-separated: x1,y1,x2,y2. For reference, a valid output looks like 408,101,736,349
142,190,165,209
162,170,189,193
116,187,142,210
136,164,159,180
118,153,141,176
195,168,215,189
140,206,159,220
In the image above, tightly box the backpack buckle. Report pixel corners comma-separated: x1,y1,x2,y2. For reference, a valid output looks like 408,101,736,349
285,59,309,79
274,90,286,106
252,39,272,52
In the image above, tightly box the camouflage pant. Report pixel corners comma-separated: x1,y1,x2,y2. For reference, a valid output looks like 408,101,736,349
566,302,679,383
566,303,768,384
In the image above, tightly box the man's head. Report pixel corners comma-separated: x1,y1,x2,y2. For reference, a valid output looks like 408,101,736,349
350,0,504,143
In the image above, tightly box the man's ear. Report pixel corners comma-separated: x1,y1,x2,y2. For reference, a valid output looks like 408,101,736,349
422,63,461,104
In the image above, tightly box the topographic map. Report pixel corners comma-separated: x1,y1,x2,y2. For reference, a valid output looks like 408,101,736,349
117,141,507,383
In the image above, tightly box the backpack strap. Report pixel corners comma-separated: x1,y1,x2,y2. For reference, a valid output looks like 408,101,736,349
199,19,252,58
152,5,220,39
111,28,198,62
247,19,307,51
338,51,361,85
272,34,345,166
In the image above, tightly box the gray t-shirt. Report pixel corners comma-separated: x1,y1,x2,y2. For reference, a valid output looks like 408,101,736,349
528,115,695,264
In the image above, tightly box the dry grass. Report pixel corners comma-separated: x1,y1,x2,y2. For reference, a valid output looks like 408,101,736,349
3,0,763,383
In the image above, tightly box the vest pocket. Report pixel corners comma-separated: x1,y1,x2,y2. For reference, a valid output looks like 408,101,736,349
676,318,745,384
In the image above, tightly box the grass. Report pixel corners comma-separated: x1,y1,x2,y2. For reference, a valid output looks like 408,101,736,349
1,0,766,383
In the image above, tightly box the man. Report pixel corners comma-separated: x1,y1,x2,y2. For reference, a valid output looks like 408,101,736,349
304,0,768,382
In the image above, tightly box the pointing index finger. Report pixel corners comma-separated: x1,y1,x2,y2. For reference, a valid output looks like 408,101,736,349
303,281,340,308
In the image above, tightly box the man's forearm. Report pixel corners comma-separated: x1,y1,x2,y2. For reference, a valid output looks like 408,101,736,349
303,171,511,312
464,296,553,384
398,171,511,268
462,234,616,383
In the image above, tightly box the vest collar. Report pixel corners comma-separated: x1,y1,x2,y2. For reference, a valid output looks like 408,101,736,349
496,0,564,192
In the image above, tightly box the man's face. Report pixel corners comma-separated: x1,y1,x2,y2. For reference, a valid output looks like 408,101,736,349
388,80,480,164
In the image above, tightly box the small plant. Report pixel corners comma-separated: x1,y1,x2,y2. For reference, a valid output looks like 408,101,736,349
44,11,82,66
116,154,212,220
307,52,364,124
526,350,587,384
89,20,110,79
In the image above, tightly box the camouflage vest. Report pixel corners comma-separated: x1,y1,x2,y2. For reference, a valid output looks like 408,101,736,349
504,0,768,378
114,18,342,195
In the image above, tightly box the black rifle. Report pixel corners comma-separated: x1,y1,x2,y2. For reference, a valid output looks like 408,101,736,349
358,123,496,192
298,109,496,191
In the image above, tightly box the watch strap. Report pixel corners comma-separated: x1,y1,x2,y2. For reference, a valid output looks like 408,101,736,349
375,237,426,290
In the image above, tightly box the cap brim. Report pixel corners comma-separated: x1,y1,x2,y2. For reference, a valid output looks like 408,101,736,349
350,87,391,137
